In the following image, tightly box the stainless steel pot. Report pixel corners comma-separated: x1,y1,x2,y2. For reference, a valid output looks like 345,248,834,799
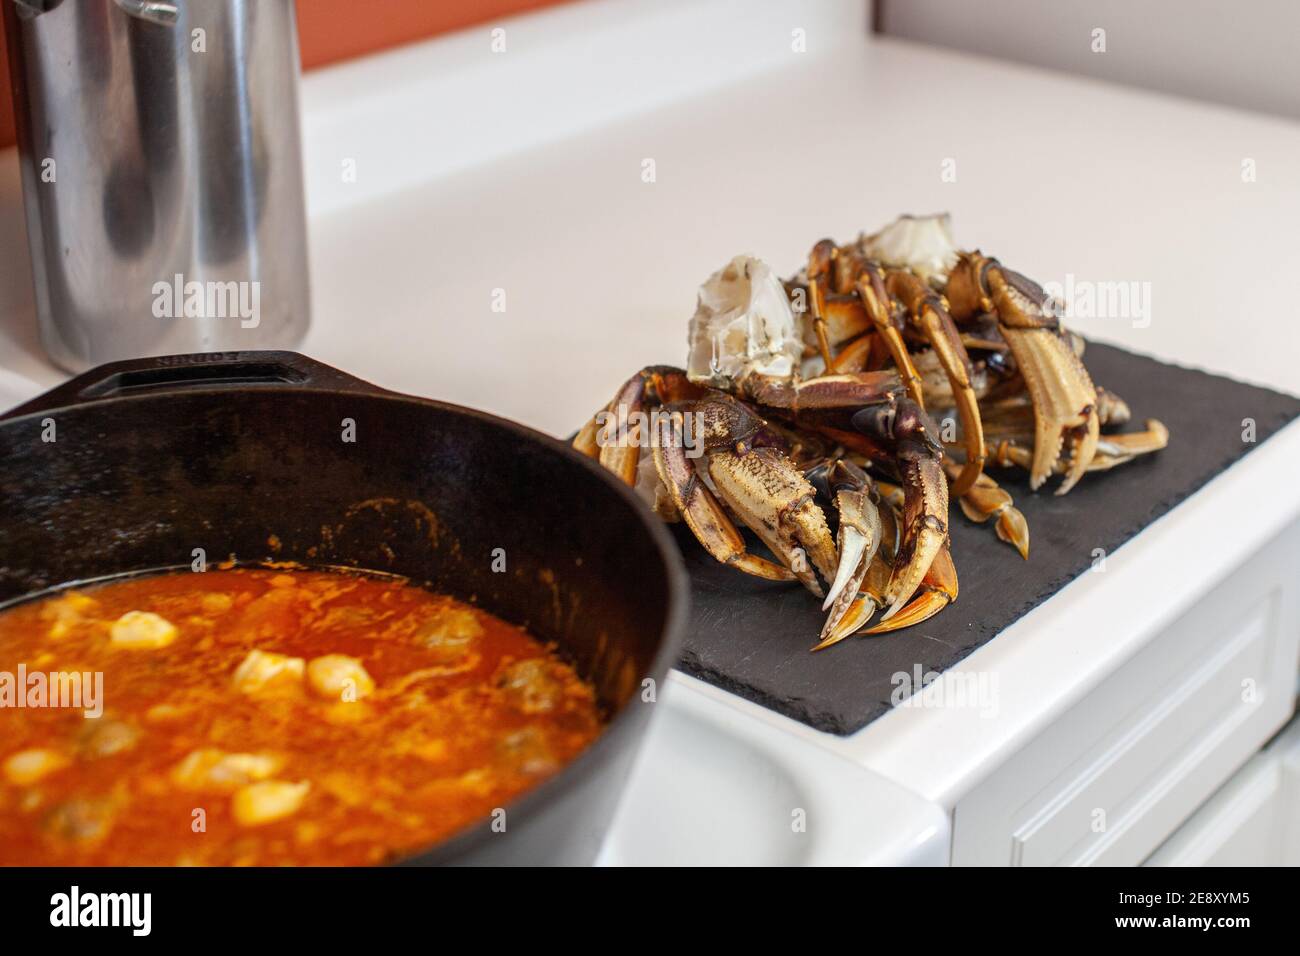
3,0,311,371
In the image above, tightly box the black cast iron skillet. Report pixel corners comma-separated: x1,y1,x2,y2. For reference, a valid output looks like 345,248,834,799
0,351,687,865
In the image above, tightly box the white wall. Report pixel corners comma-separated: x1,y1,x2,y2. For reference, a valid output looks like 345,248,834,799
879,0,1300,119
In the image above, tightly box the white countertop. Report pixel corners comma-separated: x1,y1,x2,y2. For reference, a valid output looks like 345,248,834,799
1,0,1297,862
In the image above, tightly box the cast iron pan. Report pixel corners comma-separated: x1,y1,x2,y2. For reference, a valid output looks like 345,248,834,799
0,351,688,865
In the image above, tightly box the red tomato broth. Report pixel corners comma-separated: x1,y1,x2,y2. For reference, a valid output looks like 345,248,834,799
0,568,604,865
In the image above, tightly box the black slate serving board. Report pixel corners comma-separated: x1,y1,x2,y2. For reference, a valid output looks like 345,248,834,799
674,342,1300,735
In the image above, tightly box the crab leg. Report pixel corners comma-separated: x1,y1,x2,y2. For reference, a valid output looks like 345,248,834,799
855,264,925,407
980,385,1168,476
806,240,839,368
887,269,985,497
573,414,602,459
651,408,798,584
1094,420,1170,464
577,366,703,485
741,368,903,413
783,387,950,628
944,460,1029,559
596,371,651,485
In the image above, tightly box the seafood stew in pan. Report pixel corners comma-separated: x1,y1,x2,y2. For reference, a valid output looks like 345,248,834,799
0,567,605,866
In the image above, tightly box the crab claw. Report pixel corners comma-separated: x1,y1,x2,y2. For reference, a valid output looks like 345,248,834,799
820,461,882,611
815,590,880,651
851,398,950,623
947,254,1100,494
881,507,946,621
824,525,869,611
866,544,957,634
816,504,896,650
992,268,1099,493
704,440,840,597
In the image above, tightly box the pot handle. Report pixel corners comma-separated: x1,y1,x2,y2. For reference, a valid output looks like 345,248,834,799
1,351,389,420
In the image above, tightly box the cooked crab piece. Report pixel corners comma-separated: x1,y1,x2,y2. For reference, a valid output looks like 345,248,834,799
803,233,986,497
1095,386,1132,426
109,610,178,649
944,459,1029,559
816,508,960,644
687,255,805,393
858,213,959,287
708,445,839,596
946,252,1099,494
651,401,800,586
573,365,704,483
741,373,949,623
231,780,310,827
814,462,892,648
864,543,958,635
580,252,958,639
818,460,883,612
908,334,993,412
1093,420,1170,466
642,398,785,582
306,654,375,701
231,649,305,695
814,522,896,650
849,399,950,621
980,389,1169,478
884,268,986,496
988,418,1169,475
854,263,925,403
4,748,70,785
805,240,839,367
596,370,653,484
656,395,838,595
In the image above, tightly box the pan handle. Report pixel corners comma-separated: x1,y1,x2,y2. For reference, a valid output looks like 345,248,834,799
1,351,389,420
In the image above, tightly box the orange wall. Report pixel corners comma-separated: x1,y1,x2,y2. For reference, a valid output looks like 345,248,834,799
295,0,571,70
0,0,573,149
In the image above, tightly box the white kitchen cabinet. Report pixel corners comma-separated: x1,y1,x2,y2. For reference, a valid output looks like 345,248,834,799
950,521,1300,866
1145,713,1300,866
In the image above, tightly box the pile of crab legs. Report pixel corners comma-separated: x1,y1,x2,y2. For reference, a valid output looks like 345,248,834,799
574,215,1169,650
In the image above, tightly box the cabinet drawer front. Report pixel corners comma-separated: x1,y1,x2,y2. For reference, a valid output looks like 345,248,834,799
1145,713,1300,866
953,524,1300,866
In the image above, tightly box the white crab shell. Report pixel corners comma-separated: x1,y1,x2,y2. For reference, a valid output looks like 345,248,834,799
686,255,802,388
859,213,958,287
